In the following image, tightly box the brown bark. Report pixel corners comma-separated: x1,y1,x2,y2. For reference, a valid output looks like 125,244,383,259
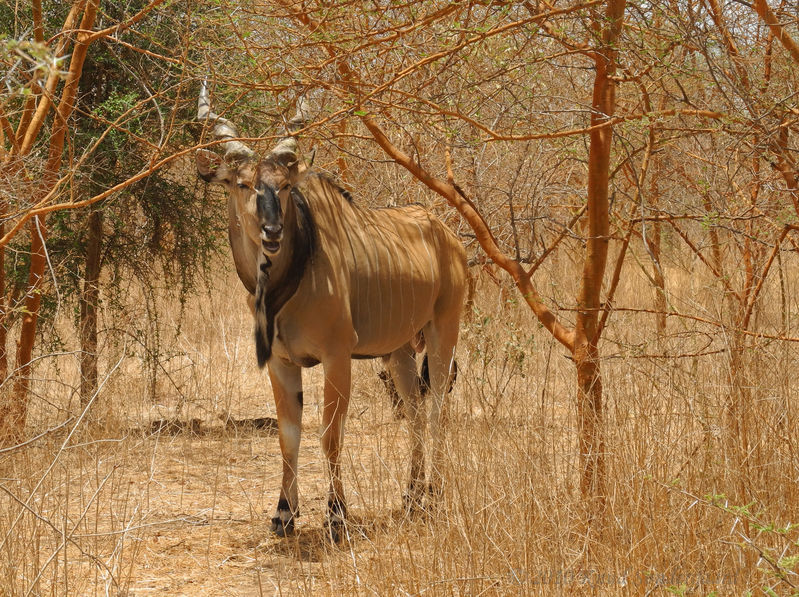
574,342,605,504
752,0,799,65
16,0,86,158
6,216,48,432
725,332,751,489
32,0,44,43
702,194,725,287
335,120,352,183
79,209,102,406
701,189,750,486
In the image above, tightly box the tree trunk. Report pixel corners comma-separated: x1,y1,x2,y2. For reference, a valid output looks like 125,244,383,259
1,216,48,442
574,340,605,507
571,0,626,514
79,209,102,407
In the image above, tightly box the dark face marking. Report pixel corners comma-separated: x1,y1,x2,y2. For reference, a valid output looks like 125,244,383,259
256,183,284,255
297,391,304,407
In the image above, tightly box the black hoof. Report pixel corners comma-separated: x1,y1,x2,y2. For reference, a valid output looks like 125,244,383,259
324,519,345,543
270,516,295,537
325,498,347,543
270,499,297,537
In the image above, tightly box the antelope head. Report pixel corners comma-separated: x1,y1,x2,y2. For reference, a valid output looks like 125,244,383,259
195,81,310,257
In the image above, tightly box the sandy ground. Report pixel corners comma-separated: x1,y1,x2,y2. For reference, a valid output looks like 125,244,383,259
90,364,430,596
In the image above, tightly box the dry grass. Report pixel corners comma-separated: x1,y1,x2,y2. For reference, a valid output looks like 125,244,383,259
1,251,797,596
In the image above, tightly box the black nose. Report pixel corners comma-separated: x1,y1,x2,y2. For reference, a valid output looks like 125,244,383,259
261,223,283,239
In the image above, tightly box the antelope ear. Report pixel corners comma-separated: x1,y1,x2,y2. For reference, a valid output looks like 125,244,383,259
290,147,315,186
196,149,234,184
271,150,302,185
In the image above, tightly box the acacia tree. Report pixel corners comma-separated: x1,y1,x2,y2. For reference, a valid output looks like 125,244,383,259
0,0,224,440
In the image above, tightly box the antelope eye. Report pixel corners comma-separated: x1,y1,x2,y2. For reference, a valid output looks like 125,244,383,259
237,182,249,190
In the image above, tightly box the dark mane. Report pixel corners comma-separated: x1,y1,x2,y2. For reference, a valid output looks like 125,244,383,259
254,187,317,367
312,171,353,203
291,186,318,252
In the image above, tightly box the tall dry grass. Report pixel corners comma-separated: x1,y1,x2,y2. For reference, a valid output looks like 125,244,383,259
0,244,797,596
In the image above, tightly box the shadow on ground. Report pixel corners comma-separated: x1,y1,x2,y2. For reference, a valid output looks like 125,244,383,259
262,507,428,562
130,416,279,438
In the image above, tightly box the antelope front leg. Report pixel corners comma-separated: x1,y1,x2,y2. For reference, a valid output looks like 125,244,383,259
267,359,303,536
320,357,351,542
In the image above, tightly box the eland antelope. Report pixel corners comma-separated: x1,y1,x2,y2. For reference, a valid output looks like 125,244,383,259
195,83,467,540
